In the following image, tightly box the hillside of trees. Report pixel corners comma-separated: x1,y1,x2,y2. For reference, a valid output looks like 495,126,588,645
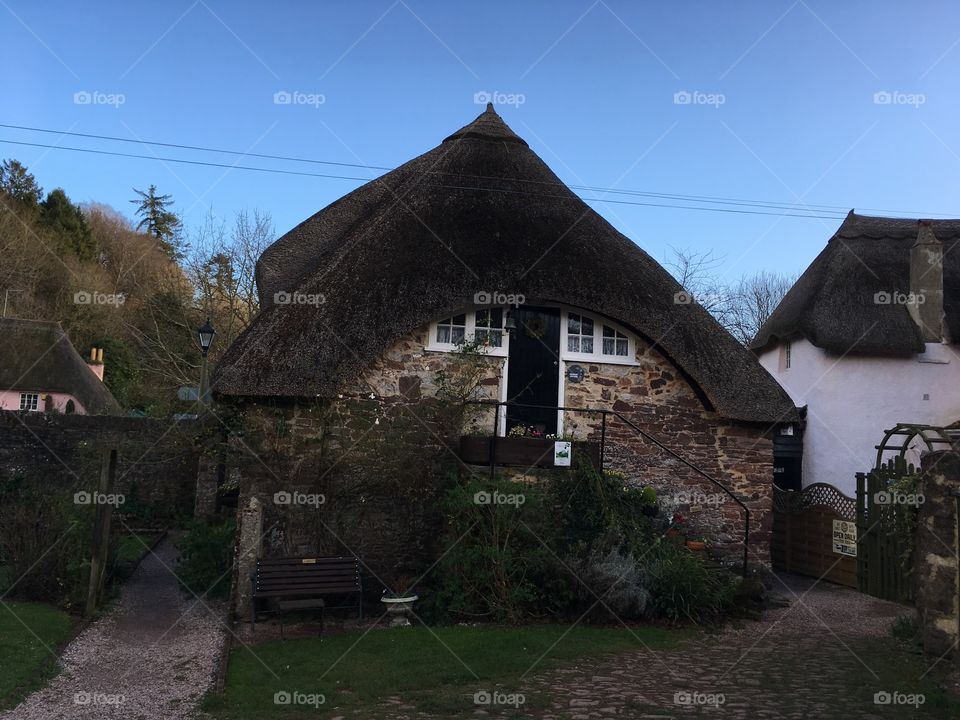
0,158,271,415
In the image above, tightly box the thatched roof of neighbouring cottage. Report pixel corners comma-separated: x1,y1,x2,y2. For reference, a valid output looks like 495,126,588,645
0,318,121,415
751,212,960,356
213,105,798,423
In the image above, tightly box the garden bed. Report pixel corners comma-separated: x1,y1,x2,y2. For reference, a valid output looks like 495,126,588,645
459,435,601,469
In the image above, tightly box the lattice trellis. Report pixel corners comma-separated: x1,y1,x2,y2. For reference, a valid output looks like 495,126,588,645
773,482,855,520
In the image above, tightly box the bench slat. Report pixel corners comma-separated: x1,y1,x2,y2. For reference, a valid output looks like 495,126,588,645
255,586,360,598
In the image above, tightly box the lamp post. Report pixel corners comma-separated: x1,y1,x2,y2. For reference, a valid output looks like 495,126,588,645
197,318,216,407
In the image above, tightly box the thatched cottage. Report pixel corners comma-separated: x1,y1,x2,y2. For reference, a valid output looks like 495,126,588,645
753,212,960,495
212,105,797,602
0,317,119,415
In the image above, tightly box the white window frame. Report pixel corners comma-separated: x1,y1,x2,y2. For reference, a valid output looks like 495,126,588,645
559,309,638,366
424,304,641,437
19,392,39,411
425,308,510,357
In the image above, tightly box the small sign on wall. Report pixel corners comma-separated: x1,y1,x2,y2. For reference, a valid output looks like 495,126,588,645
832,520,857,557
554,441,572,467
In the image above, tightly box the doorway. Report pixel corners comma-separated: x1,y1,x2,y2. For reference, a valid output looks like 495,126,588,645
505,306,560,435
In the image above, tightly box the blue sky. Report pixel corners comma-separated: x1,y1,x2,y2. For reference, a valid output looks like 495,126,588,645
2,0,959,280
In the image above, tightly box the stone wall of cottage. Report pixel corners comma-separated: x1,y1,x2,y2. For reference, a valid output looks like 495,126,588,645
228,322,775,616
915,448,959,661
561,343,772,567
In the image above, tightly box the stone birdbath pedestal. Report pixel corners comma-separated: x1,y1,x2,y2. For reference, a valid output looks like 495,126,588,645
381,592,419,627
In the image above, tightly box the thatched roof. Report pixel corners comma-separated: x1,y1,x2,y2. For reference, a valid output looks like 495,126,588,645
752,212,960,355
214,105,797,423
0,318,121,415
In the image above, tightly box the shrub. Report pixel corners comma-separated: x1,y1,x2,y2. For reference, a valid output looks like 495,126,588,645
575,542,651,621
645,541,736,623
422,475,574,624
422,459,738,626
176,517,236,599
0,471,99,608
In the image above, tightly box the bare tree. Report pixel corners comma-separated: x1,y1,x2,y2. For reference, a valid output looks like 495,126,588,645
666,247,794,345
665,246,729,319
186,208,274,351
723,271,796,344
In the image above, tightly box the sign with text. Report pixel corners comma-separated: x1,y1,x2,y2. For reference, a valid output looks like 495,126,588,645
832,520,857,557
553,441,571,467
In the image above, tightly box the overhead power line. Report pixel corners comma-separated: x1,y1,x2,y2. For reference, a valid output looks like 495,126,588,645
0,122,955,219
0,138,850,219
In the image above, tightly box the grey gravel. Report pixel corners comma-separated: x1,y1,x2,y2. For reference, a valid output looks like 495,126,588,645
2,538,226,720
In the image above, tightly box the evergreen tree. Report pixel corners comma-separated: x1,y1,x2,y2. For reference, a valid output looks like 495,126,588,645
40,188,97,260
0,159,43,207
131,185,183,259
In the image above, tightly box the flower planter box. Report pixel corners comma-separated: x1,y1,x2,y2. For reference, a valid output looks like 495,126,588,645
459,436,601,470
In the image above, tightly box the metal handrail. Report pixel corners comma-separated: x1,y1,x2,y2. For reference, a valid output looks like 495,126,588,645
463,399,752,576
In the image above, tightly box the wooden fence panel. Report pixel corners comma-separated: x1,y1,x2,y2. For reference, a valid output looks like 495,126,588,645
772,483,857,588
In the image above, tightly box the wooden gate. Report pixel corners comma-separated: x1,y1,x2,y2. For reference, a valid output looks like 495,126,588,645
856,458,917,604
772,483,857,588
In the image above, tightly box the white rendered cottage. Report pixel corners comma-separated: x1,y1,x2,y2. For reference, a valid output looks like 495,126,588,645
751,212,960,495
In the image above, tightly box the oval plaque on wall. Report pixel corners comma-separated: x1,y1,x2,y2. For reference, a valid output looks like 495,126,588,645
566,364,585,383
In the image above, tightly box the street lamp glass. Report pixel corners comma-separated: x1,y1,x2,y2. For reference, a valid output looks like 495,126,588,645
198,319,216,353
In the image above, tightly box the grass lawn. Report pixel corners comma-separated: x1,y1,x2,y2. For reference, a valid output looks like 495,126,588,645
0,601,75,709
115,532,153,564
206,623,684,718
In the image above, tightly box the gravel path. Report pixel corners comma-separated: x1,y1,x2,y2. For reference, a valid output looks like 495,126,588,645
2,538,226,720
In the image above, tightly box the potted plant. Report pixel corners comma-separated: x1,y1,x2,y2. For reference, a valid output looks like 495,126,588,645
666,511,685,538
685,534,706,552
381,575,418,627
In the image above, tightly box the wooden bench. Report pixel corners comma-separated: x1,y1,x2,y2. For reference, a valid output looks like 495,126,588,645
250,556,363,638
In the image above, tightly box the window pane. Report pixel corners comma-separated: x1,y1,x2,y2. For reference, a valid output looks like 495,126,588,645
488,330,502,347
475,309,489,326
489,308,503,327
568,314,581,334
616,338,628,356
582,337,594,353
568,336,580,353
602,338,615,355
437,326,451,344
582,317,594,335
452,327,465,343
603,325,615,338
453,314,466,326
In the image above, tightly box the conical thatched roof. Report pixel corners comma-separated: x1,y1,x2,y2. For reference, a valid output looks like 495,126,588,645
214,105,796,423
751,212,960,355
0,318,121,415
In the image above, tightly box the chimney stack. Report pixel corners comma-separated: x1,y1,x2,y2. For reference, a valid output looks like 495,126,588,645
87,347,105,382
908,220,944,342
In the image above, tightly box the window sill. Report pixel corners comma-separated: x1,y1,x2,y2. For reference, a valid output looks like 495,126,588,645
424,345,509,358
562,353,639,367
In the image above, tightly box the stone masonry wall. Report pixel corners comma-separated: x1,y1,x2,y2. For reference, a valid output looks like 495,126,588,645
0,410,199,523
229,321,775,616
562,341,773,567
916,448,960,660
